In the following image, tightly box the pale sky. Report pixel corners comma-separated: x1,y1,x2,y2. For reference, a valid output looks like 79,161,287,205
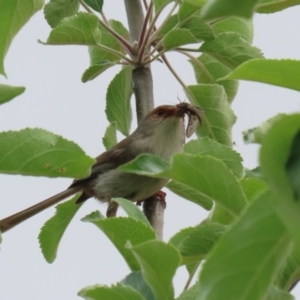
0,2,300,299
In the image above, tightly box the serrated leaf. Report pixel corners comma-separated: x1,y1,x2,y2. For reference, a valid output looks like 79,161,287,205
243,113,286,144
121,271,155,300
170,153,247,218
89,20,129,64
179,222,227,265
82,61,116,82
222,59,300,92
200,32,263,69
0,84,25,105
102,121,117,150
44,0,79,28
38,195,82,263
129,240,181,300
166,180,213,210
152,0,172,12
190,54,239,103
118,154,170,178
181,17,215,41
0,128,95,178
46,12,101,46
163,28,198,50
240,178,268,202
187,84,236,147
106,66,132,136
178,0,204,22
184,137,244,179
112,198,150,226
197,191,293,300
78,283,145,300
200,0,261,20
155,15,178,38
83,0,103,12
82,212,156,271
0,0,44,76
257,0,300,13
212,17,254,44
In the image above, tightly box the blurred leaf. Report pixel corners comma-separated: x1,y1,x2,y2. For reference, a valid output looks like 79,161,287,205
166,180,213,210
152,0,172,12
184,137,244,179
38,195,82,263
163,28,197,50
240,177,268,202
46,12,101,46
102,121,117,150
129,240,180,300
200,0,261,20
0,128,95,178
0,0,43,76
0,84,25,105
177,283,200,300
82,212,156,271
213,17,254,44
244,166,262,179
223,59,300,92
190,54,239,103
121,271,155,300
265,286,295,300
83,0,103,12
197,191,292,300
169,226,196,248
89,20,129,64
78,283,145,300
209,204,234,225
243,114,286,144
106,66,132,136
112,198,150,226
170,153,247,218
257,0,300,13
200,32,263,69
181,17,215,41
44,0,79,28
82,61,116,82
187,84,236,147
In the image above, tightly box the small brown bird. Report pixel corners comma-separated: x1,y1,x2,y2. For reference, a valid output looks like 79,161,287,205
0,104,202,233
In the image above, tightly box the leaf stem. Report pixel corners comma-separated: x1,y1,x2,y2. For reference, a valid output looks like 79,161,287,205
95,44,135,64
183,262,200,290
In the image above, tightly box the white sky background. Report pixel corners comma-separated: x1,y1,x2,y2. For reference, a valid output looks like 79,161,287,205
0,2,300,299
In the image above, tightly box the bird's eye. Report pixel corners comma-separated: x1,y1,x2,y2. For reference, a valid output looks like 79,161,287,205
157,110,164,116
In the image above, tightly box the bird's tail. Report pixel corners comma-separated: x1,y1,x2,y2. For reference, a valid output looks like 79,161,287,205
0,186,81,233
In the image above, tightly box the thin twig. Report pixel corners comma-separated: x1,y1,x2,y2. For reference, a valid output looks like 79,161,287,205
95,44,135,64
138,2,153,49
183,262,200,290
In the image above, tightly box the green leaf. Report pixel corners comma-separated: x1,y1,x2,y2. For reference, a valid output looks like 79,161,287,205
178,222,227,265
102,121,117,150
78,283,145,300
129,240,181,300
200,32,263,69
170,153,247,218
163,28,198,50
222,59,300,92
152,0,172,12
257,0,300,13
106,66,132,136
46,12,101,46
184,137,244,179
38,195,82,263
89,20,129,64
187,84,236,147
82,212,156,271
209,204,235,225
200,0,261,20
155,15,178,38
0,84,25,105
178,0,204,22
121,271,155,300
169,226,196,248
212,17,254,44
177,283,200,300
166,180,213,210
265,286,295,300
44,0,79,28
240,178,268,202
181,17,215,41
0,128,95,178
189,54,239,103
112,198,151,226
0,0,44,76
82,61,116,82
243,114,286,144
197,191,293,300
83,0,103,12
118,153,170,177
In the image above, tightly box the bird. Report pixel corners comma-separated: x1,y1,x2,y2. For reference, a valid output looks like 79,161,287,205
0,104,202,233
